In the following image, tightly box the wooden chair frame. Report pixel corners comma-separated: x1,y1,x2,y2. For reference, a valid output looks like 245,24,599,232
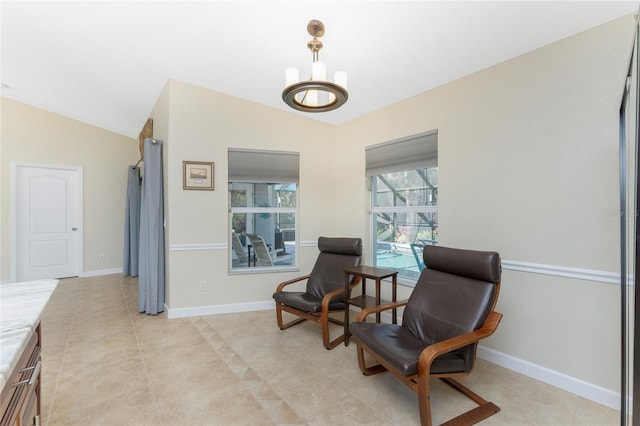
275,275,362,350
354,281,502,426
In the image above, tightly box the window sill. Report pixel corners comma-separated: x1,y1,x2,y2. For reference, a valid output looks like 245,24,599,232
229,266,300,275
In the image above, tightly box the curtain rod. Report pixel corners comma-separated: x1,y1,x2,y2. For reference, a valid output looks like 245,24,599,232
134,139,158,167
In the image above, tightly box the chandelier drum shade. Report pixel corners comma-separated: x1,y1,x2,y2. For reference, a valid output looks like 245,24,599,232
282,20,348,112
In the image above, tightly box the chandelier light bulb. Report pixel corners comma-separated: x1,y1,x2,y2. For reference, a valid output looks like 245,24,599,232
311,61,327,81
334,71,347,90
285,68,300,87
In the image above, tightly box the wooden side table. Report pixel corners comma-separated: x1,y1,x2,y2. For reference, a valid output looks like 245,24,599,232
343,265,398,346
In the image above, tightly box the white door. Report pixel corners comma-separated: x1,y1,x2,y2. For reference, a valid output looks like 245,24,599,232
15,164,82,280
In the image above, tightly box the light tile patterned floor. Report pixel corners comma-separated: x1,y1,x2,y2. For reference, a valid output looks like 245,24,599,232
39,274,618,425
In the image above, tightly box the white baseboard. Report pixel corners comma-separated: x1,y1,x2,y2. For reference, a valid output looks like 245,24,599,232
2,267,124,282
477,346,619,410
167,300,275,319
81,267,123,278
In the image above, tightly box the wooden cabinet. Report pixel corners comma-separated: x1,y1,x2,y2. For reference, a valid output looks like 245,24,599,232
1,324,41,426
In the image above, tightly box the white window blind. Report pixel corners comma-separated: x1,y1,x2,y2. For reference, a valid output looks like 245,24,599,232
228,149,300,183
365,130,438,176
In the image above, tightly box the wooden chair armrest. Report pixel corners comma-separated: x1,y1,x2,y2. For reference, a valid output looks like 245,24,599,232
419,311,503,369
275,275,311,292
321,276,362,312
355,299,410,322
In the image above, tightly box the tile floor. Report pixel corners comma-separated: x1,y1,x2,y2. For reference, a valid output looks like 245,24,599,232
39,274,618,425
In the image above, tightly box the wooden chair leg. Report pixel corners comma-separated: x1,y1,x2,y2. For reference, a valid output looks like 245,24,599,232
417,374,433,426
275,304,306,330
275,303,285,329
439,378,500,426
321,312,345,350
356,343,387,376
324,333,345,350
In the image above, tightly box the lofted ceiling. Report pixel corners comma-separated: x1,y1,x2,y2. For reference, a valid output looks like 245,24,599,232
1,1,639,138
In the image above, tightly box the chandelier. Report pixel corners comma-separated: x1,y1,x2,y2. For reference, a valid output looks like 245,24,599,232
282,20,348,112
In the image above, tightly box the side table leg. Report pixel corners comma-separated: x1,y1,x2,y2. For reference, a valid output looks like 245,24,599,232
344,271,351,346
375,278,381,323
392,273,397,324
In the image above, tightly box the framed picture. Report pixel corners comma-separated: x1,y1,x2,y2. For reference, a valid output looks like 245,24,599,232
183,161,214,190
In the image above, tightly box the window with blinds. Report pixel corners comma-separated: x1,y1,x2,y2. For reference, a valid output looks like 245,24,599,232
228,149,299,272
366,130,438,282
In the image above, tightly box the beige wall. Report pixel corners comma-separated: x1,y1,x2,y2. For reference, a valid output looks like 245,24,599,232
157,80,337,309
1,98,138,280
334,15,634,392
1,85,176,286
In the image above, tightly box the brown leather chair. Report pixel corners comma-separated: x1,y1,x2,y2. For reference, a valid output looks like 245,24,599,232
273,237,362,349
350,245,502,426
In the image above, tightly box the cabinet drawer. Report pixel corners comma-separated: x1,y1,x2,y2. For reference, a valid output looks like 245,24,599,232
1,325,41,426
20,373,40,426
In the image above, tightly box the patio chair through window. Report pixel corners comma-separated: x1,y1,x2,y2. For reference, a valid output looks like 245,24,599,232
246,233,293,266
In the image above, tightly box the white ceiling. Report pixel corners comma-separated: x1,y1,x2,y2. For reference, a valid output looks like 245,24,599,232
1,1,639,138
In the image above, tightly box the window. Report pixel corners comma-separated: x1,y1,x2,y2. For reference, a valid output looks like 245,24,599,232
228,149,298,272
367,131,438,282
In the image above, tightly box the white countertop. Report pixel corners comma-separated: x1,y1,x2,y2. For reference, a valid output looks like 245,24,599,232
0,279,58,390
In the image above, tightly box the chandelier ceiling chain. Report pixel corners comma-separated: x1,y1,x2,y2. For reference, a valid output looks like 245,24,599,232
282,20,348,113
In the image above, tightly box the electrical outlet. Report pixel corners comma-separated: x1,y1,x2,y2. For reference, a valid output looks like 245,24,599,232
199,280,207,291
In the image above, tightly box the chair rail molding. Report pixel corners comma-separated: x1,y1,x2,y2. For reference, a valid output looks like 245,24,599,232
501,259,619,285
165,246,617,283
169,243,226,251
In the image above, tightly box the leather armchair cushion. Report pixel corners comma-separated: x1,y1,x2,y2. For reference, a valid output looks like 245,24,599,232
349,322,468,376
272,291,345,313
318,237,362,256
306,238,362,300
402,269,496,344
306,252,360,300
423,245,501,283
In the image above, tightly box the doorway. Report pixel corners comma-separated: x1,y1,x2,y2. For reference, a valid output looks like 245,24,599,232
12,163,83,281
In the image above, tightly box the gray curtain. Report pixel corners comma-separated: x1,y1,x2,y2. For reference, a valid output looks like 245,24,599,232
123,166,140,276
138,138,165,315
